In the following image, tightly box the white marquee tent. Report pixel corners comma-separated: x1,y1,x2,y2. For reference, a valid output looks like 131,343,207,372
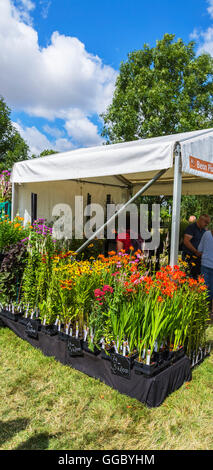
11,128,213,265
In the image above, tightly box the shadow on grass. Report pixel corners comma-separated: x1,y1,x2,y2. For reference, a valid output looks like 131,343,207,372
0,418,29,446
15,432,50,450
14,432,62,450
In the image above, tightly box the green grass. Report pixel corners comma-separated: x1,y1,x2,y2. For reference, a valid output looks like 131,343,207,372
0,324,213,450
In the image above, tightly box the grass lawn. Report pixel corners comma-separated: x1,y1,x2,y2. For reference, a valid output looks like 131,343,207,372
0,323,212,451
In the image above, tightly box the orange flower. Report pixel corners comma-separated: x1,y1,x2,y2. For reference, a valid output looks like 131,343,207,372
198,275,205,284
199,285,207,291
157,296,164,302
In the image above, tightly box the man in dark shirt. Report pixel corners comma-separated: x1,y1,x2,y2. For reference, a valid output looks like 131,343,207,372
182,214,210,279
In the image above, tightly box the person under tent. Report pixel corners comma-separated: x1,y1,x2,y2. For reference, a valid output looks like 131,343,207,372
182,214,210,279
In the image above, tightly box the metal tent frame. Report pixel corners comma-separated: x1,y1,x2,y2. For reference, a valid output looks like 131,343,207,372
11,128,213,267
75,142,182,267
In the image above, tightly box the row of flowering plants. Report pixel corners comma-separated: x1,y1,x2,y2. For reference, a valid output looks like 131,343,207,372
0,170,11,203
17,245,210,366
0,213,210,375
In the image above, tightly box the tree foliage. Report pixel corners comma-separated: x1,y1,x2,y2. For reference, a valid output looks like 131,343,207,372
101,34,213,143
0,96,29,170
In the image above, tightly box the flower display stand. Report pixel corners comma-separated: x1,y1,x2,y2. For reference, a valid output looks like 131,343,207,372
0,313,193,408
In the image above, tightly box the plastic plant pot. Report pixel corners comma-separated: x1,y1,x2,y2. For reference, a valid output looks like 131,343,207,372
41,324,58,336
100,345,115,361
58,330,69,341
110,351,138,379
82,340,100,356
134,359,159,377
1,309,21,323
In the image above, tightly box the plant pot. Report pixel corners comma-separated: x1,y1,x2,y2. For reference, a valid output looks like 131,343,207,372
41,324,58,336
205,342,211,357
153,349,169,363
152,350,171,372
58,331,69,341
100,345,115,361
25,319,39,339
134,358,159,377
0,309,21,323
110,351,137,379
82,340,100,355
167,346,185,364
67,336,84,357
18,316,31,326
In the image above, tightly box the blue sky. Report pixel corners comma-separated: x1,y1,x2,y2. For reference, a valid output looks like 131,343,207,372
0,0,213,155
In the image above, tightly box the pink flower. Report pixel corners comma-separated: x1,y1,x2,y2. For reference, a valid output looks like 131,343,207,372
94,288,104,298
102,285,113,293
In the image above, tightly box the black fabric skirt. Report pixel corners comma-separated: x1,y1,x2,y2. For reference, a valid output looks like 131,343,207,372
0,314,192,408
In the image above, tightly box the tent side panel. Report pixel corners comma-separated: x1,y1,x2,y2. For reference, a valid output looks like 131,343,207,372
16,180,129,228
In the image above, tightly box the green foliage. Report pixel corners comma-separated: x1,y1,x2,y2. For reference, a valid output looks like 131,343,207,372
0,242,27,303
21,224,57,311
0,96,29,171
101,34,213,143
0,216,29,252
31,149,59,159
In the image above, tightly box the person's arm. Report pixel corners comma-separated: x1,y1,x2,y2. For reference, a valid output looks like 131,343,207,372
198,233,205,253
183,234,201,257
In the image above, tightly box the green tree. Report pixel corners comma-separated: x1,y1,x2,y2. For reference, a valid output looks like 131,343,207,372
39,149,59,157
101,34,213,143
0,96,29,171
31,149,59,159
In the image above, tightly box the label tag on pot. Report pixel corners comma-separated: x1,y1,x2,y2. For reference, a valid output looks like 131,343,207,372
110,353,131,379
67,337,83,357
25,319,38,339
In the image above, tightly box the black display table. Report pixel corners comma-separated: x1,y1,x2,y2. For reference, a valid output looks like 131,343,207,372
0,315,192,408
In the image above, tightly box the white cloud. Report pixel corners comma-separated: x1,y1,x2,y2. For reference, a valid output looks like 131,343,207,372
197,26,213,55
43,124,64,139
207,0,213,18
0,0,117,148
13,121,74,155
190,1,213,56
54,138,74,152
13,0,35,24
65,111,104,147
39,0,51,19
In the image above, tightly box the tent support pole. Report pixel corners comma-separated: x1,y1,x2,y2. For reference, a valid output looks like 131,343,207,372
170,144,182,267
76,168,168,254
11,183,15,221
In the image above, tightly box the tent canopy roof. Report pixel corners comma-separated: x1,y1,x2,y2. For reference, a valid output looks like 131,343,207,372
11,128,213,194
